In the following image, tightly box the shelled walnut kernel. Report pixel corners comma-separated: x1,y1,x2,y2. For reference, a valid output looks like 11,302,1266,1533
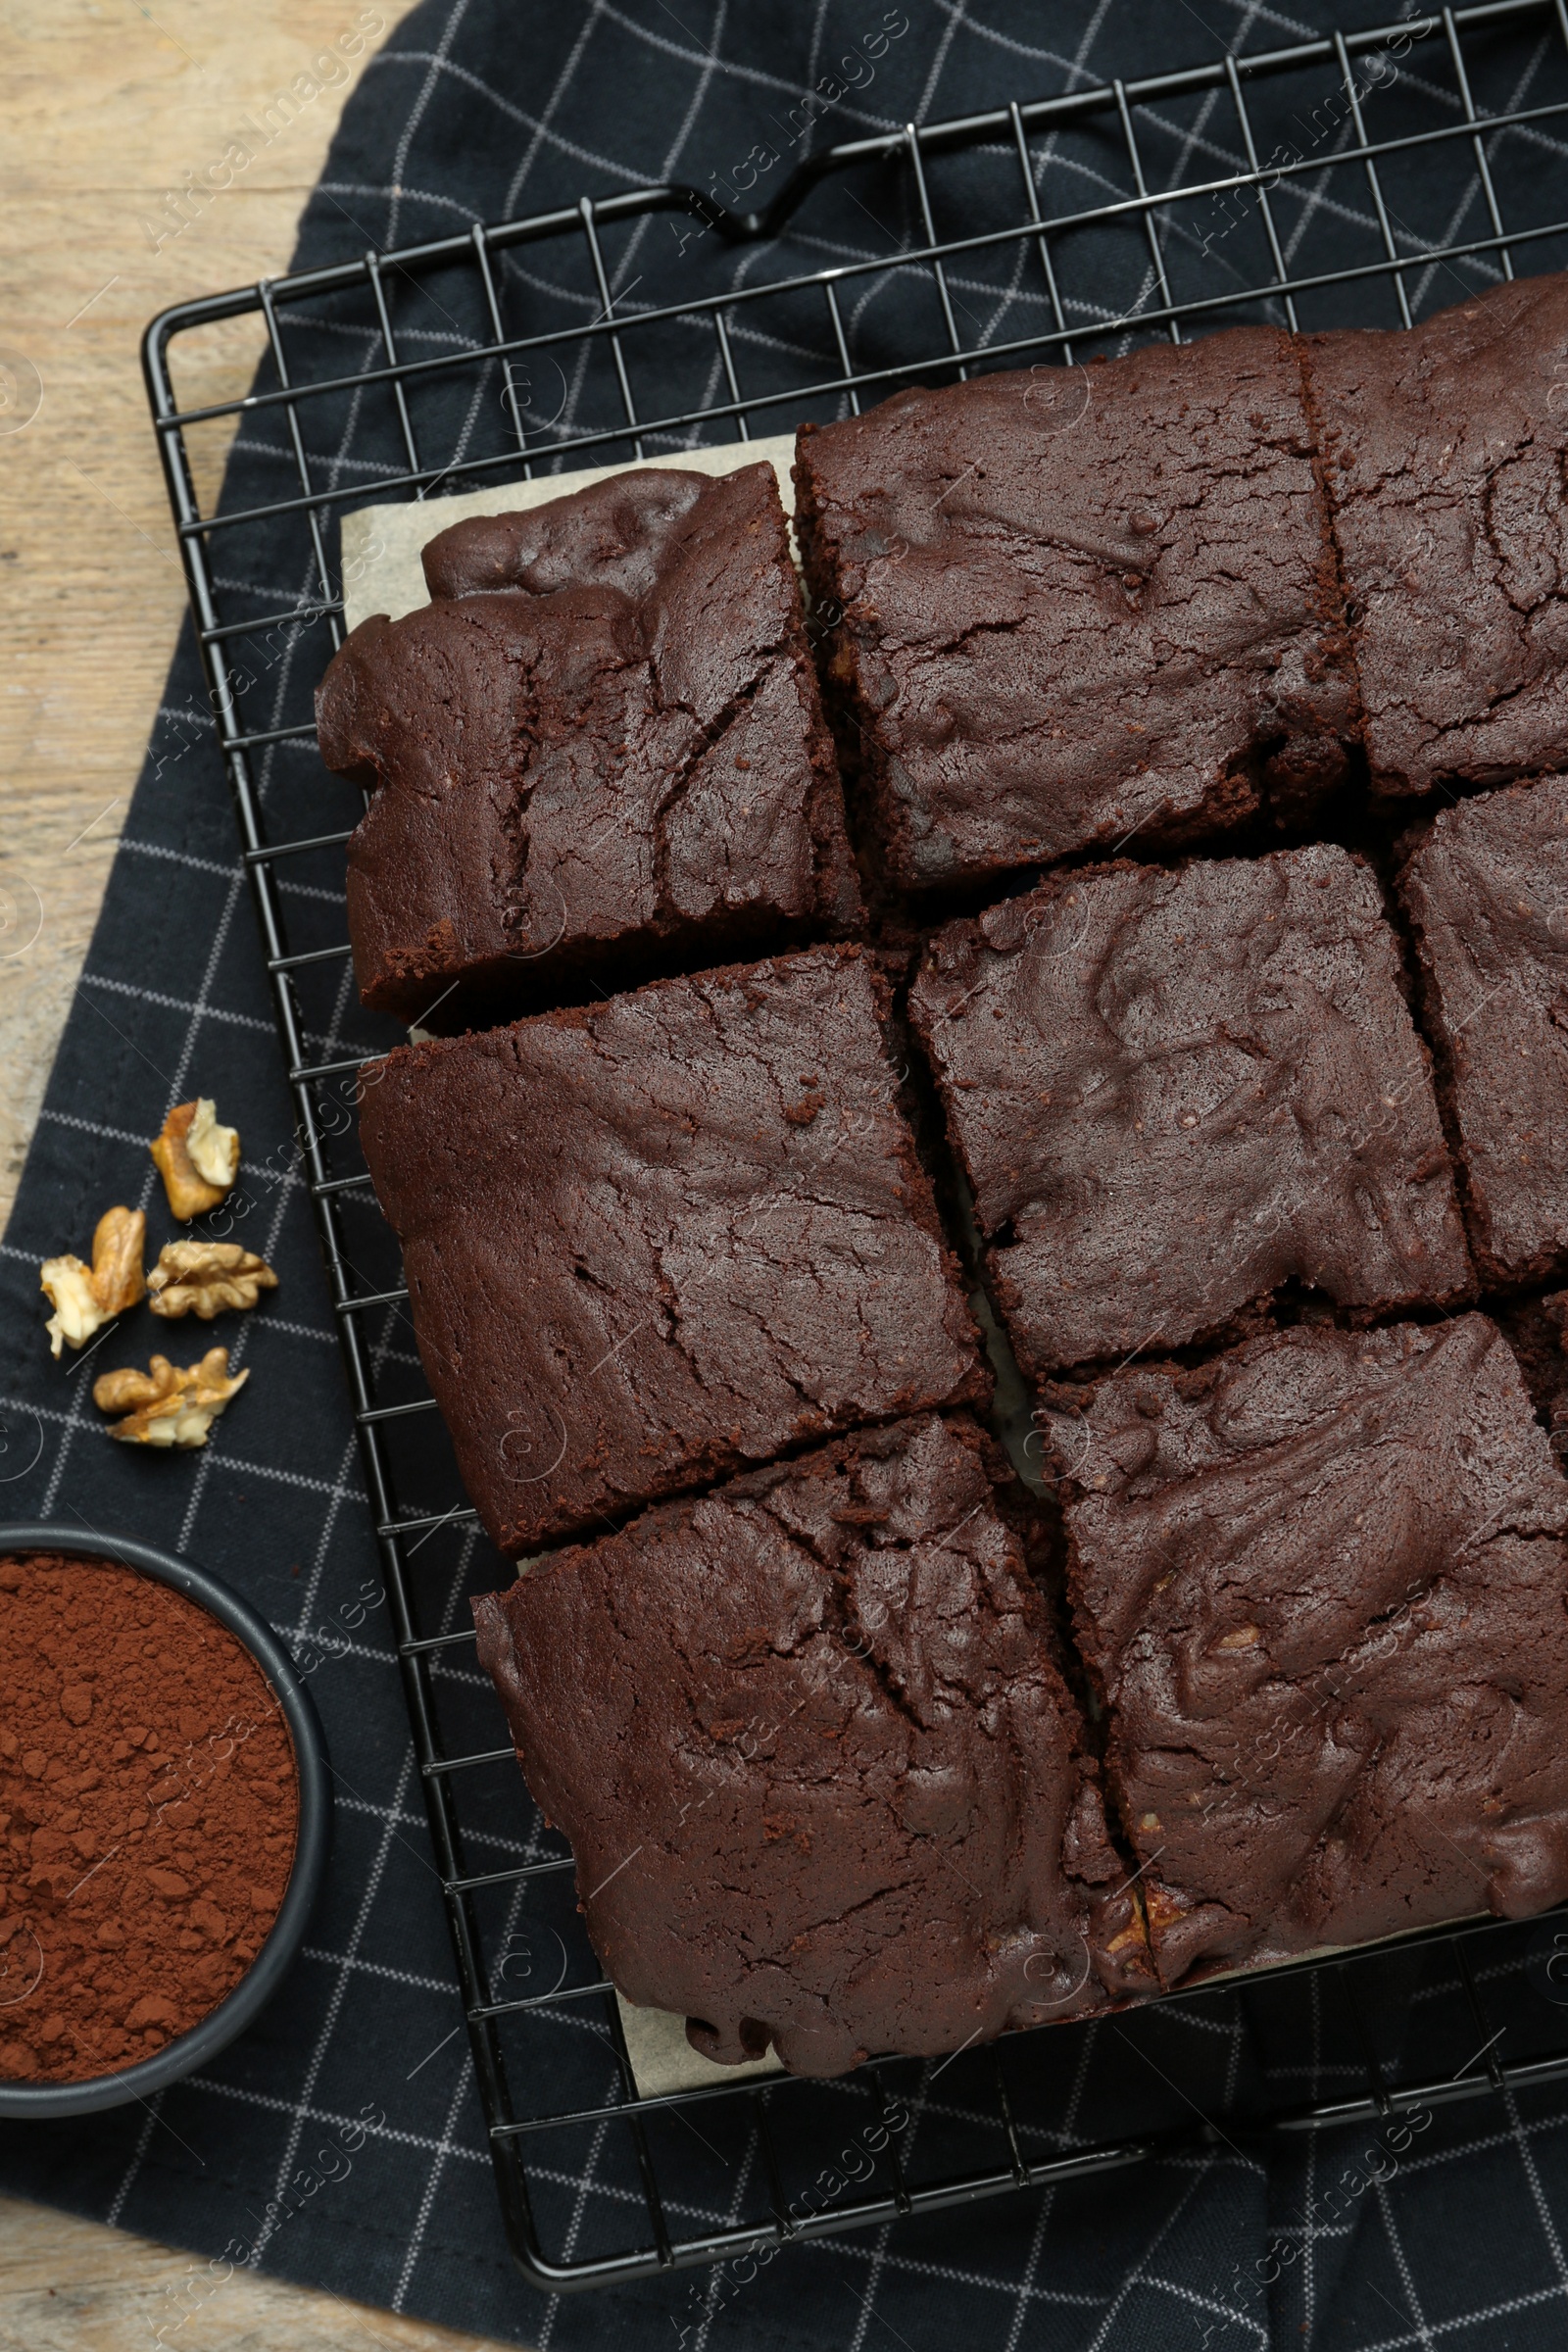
150,1099,240,1219
147,1242,278,1320
93,1348,248,1447
38,1207,146,1358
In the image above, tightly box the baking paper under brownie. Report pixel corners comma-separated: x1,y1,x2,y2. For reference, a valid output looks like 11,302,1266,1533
1050,1315,1568,1991
1303,273,1568,801
1399,774,1568,1287
793,331,1354,895
472,1414,1152,2079
908,842,1470,1377
318,463,861,1026
358,945,986,1552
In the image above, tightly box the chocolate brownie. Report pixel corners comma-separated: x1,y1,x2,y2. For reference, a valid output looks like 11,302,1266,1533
318,464,861,1026
358,945,986,1552
1303,273,1568,800
908,842,1471,1378
1494,1289,1568,1469
793,333,1354,895
1049,1315,1568,1990
1398,774,1568,1287
471,1414,1152,2078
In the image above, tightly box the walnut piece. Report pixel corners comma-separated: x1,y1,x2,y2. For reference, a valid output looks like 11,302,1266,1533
150,1099,240,1218
93,1347,248,1447
39,1206,147,1358
147,1241,278,1320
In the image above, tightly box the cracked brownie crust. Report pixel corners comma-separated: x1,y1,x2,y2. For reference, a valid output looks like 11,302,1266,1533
909,842,1471,1377
794,329,1355,894
1304,274,1568,800
1051,1315,1568,1988
1398,774,1568,1287
472,1413,1152,2078
318,464,861,1027
359,945,986,1553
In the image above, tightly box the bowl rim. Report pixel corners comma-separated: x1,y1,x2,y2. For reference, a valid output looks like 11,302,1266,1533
0,1521,332,2118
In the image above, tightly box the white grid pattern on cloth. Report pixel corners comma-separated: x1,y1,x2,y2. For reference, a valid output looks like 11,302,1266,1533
359,0,1567,380
389,2045,483,2308
242,1745,424,2269
30,862,250,1528
0,1358,374,1498
9,2,1568,2346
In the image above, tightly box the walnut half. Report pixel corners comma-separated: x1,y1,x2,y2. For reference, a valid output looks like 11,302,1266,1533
39,1207,147,1358
93,1348,248,1447
150,1099,240,1219
147,1242,278,1320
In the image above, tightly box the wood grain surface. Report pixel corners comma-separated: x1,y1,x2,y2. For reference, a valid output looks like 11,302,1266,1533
0,6,531,2344
0,2190,519,2351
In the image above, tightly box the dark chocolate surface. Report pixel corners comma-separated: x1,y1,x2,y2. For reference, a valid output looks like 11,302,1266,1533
794,331,1354,894
909,842,1471,1376
359,945,986,1552
1054,1315,1568,1989
1495,1288,1568,1470
472,1414,1152,2079
1304,274,1568,799
1398,774,1568,1287
318,464,860,1025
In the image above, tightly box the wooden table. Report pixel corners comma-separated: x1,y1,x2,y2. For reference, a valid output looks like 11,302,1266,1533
0,6,529,2343
0,2193,521,2352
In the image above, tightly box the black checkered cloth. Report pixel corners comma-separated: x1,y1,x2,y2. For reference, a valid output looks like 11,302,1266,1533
7,2,1568,2343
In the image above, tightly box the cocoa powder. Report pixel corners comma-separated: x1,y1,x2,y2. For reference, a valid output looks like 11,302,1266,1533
0,1551,298,2083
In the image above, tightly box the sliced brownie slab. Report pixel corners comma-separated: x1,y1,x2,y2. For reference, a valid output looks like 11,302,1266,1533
908,842,1470,1378
318,463,860,1027
1050,1315,1568,1990
472,1413,1152,2079
1398,774,1568,1287
794,332,1354,896
358,945,986,1552
1303,274,1568,800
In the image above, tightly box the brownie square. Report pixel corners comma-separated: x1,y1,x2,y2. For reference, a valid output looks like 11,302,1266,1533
318,464,861,1027
1050,1315,1568,1990
358,945,986,1552
1398,774,1568,1287
1303,274,1568,800
908,842,1470,1377
472,1413,1152,2078
793,332,1354,896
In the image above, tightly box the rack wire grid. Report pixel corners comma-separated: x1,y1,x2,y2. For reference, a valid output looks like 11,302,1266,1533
138,0,1568,2293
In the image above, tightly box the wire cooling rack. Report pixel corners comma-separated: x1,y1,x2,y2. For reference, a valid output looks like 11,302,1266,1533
139,0,1568,2293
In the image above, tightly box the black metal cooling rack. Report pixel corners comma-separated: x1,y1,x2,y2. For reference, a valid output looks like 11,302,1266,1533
140,0,1568,2292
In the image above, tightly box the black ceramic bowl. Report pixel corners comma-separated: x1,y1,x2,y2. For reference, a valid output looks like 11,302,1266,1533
0,1523,330,2118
